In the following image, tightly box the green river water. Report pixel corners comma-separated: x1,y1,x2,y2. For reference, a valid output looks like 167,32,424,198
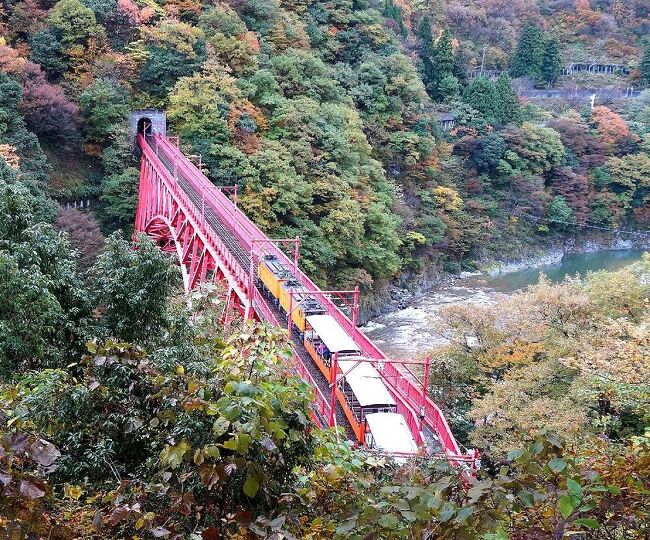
364,250,646,358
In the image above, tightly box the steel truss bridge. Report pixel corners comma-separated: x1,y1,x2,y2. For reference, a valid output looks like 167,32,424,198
135,133,478,467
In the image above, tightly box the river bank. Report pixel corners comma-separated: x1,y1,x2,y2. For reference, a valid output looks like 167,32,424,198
360,231,650,324
363,247,647,358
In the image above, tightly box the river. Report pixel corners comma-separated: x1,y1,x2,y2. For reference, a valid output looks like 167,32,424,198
364,250,646,358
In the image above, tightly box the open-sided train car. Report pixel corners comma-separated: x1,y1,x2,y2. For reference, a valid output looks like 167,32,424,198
336,358,397,441
303,314,360,375
303,314,416,451
365,412,419,455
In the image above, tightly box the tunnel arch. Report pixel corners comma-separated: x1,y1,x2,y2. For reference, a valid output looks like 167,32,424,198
130,110,167,144
137,117,152,136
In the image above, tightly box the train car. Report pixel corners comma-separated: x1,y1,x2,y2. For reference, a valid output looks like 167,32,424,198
303,314,408,444
336,358,397,441
259,271,418,454
303,314,360,376
364,412,419,455
278,280,326,332
257,255,294,300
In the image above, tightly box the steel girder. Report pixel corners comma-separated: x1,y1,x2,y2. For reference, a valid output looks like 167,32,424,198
135,147,249,317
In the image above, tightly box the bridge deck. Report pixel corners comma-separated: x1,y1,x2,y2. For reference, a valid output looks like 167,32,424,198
145,136,355,438
137,133,474,465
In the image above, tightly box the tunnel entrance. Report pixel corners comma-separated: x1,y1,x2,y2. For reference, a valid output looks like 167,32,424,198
137,117,153,137
130,110,167,148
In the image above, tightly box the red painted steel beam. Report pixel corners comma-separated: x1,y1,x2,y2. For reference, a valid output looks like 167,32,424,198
134,133,477,467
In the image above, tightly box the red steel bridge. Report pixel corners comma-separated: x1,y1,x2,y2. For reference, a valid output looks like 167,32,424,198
135,132,478,468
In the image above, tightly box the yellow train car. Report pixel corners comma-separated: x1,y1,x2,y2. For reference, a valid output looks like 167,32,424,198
278,279,299,314
257,255,293,299
279,280,325,332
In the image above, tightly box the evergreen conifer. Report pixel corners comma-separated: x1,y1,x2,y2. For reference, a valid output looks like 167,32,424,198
510,23,545,80
462,76,498,124
541,38,562,86
416,16,436,94
383,0,406,37
494,72,522,125
417,21,455,102
640,43,650,87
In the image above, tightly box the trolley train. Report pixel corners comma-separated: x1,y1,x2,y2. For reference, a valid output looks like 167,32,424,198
256,255,418,455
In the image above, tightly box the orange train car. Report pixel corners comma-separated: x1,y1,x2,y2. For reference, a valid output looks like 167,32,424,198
256,257,418,454
303,314,409,447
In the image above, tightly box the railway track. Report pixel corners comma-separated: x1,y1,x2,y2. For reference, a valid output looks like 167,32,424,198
259,287,356,440
149,140,251,268
147,137,355,440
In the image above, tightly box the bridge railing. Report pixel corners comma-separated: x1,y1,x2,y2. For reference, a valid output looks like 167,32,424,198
380,362,462,456
140,135,250,297
149,135,471,464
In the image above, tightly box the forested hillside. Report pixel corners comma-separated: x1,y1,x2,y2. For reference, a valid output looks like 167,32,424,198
1,0,649,294
1,0,649,537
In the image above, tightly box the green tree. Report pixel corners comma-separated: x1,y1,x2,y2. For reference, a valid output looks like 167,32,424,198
433,29,454,73
500,123,566,175
0,74,50,187
81,0,116,22
271,48,343,103
48,0,100,44
0,180,90,376
640,43,650,87
91,232,176,344
430,28,455,100
509,23,545,80
101,123,137,176
6,322,315,536
494,72,522,125
416,20,455,102
79,78,130,147
140,21,206,99
541,38,562,87
462,76,498,124
416,16,436,95
382,0,405,36
29,29,67,77
438,74,460,102
99,167,140,232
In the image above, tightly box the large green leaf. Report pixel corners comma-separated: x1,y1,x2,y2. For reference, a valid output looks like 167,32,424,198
547,457,566,472
517,491,534,508
558,495,576,519
378,514,399,529
573,518,599,529
567,478,582,498
160,440,190,469
243,476,259,498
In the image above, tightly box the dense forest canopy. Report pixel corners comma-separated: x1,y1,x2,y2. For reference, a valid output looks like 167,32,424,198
1,0,649,292
0,0,649,538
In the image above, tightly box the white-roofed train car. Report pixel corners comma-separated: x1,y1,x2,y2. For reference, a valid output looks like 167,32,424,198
301,313,418,455
334,358,400,441
303,314,360,377
337,358,395,410
365,412,419,456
